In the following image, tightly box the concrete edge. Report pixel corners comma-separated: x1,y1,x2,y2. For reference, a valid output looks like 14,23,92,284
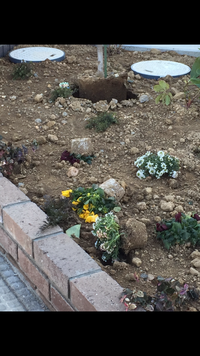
0,174,125,311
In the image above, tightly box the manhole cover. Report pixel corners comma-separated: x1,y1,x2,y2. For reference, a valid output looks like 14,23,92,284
9,47,65,63
131,60,191,80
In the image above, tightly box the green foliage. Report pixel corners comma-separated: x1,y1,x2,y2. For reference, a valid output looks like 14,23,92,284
153,80,173,106
182,57,200,108
85,112,119,132
92,212,121,262
156,212,200,250
50,86,77,102
40,196,73,231
0,138,28,177
12,61,32,80
70,184,120,216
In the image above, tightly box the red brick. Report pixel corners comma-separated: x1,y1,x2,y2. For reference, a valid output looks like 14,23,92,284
70,271,125,311
18,248,49,300
3,201,62,256
50,285,75,311
0,226,18,260
0,177,29,211
34,233,101,300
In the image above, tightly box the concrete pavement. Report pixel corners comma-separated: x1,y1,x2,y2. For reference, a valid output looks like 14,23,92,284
0,251,50,311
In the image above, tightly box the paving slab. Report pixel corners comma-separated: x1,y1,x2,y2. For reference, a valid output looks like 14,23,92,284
0,251,50,311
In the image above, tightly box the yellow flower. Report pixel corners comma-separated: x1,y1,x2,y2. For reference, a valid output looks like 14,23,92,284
85,214,99,223
83,204,89,210
72,208,77,211
62,189,72,198
87,193,90,197
77,197,82,202
72,201,79,205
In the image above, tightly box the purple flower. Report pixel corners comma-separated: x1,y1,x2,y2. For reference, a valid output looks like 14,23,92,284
193,213,200,221
61,151,80,165
156,223,168,232
175,212,182,223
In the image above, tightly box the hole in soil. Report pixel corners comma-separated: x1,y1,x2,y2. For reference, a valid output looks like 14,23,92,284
72,76,138,103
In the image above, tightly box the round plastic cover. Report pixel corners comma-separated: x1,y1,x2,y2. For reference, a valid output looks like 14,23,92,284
9,47,65,63
131,60,191,79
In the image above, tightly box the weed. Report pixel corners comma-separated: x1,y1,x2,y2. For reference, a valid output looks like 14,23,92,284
12,61,32,80
85,112,119,132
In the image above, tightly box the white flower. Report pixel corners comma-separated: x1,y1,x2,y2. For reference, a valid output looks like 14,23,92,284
145,151,152,157
136,169,146,179
161,162,167,169
59,82,70,88
149,168,155,175
146,161,154,169
136,158,144,167
157,150,165,158
171,171,178,178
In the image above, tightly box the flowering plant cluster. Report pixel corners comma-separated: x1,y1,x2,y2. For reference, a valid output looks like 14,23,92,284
92,212,121,262
0,138,28,177
59,82,70,88
156,212,200,250
61,150,95,165
62,184,119,224
134,151,179,180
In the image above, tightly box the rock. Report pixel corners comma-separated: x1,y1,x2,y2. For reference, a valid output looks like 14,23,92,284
93,100,109,112
175,205,184,213
66,55,76,64
69,101,84,112
12,133,22,142
121,218,148,254
160,200,175,212
48,134,58,143
130,147,139,155
167,254,173,259
186,307,197,312
138,218,151,225
189,267,200,276
170,87,179,95
143,187,152,195
150,48,162,54
36,136,47,145
37,187,45,197
19,187,28,195
113,261,128,270
55,162,63,169
62,111,68,117
58,97,66,105
125,273,137,281
109,98,118,109
169,179,178,189
120,100,133,107
191,258,200,269
190,250,200,259
10,95,17,101
164,195,175,202
137,202,147,211
34,94,43,103
139,94,150,103
173,92,185,100
99,178,125,201
131,257,142,267
35,118,42,124
67,167,79,177
71,137,93,156
154,216,161,222
46,121,56,129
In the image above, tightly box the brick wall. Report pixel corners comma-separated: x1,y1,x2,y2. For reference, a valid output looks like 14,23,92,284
0,174,125,311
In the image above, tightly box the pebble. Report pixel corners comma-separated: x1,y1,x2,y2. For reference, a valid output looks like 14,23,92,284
149,259,154,263
35,118,42,124
139,94,150,103
62,112,68,117
160,200,175,212
131,257,142,267
47,134,58,142
34,94,43,103
189,267,200,276
167,254,173,259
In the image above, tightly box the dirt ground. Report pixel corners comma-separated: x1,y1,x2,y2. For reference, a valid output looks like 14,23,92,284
1,44,200,311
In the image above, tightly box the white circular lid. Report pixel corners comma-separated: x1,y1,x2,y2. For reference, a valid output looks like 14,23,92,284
131,60,191,79
9,47,65,63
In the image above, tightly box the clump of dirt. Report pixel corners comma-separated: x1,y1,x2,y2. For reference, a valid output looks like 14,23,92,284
1,44,200,310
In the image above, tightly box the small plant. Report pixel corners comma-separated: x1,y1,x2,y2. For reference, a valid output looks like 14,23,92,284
40,195,73,231
60,150,95,165
85,112,119,132
182,57,200,109
156,212,200,250
50,83,77,102
92,212,121,262
153,80,173,105
134,151,180,180
12,60,32,80
0,138,28,177
61,184,120,223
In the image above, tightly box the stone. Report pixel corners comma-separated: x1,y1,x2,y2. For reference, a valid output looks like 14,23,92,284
69,101,84,112
46,121,56,129
125,273,137,281
189,267,200,276
164,195,175,202
34,94,43,103
190,250,200,259
12,133,22,142
137,202,147,211
66,55,76,64
173,92,185,100
10,95,17,101
36,136,47,145
67,167,79,177
139,94,150,103
175,205,184,213
191,258,200,269
113,261,128,270
143,187,152,195
131,257,142,267
71,138,93,156
93,100,109,112
130,147,139,155
169,179,178,189
99,178,125,201
35,118,42,124
167,254,173,259
121,218,148,254
48,134,58,143
109,98,118,109
160,200,175,212
138,218,151,226
120,100,133,107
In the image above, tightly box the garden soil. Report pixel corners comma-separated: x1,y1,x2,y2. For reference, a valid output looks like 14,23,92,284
1,44,200,311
